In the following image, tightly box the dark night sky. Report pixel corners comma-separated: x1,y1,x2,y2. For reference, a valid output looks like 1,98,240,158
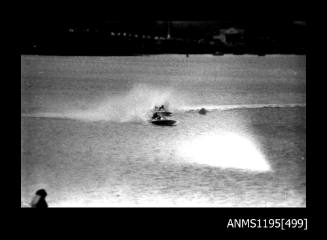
22,19,306,37
19,1,306,54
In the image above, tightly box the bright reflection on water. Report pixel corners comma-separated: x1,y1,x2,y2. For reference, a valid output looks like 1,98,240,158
177,131,271,172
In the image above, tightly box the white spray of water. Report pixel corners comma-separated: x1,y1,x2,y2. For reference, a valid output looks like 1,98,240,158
77,84,174,122
24,84,186,122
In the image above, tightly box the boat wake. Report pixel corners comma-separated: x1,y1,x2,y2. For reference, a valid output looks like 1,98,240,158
21,84,177,123
21,81,305,122
22,102,305,122
22,102,306,121
179,103,306,113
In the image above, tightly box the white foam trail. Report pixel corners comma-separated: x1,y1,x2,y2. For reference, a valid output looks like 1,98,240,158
179,103,306,112
21,80,305,122
22,102,306,121
22,84,181,122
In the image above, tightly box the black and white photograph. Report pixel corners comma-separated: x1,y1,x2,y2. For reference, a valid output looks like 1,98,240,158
21,19,306,208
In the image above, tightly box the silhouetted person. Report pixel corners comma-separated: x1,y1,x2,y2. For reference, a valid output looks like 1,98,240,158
31,189,48,208
152,112,161,120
